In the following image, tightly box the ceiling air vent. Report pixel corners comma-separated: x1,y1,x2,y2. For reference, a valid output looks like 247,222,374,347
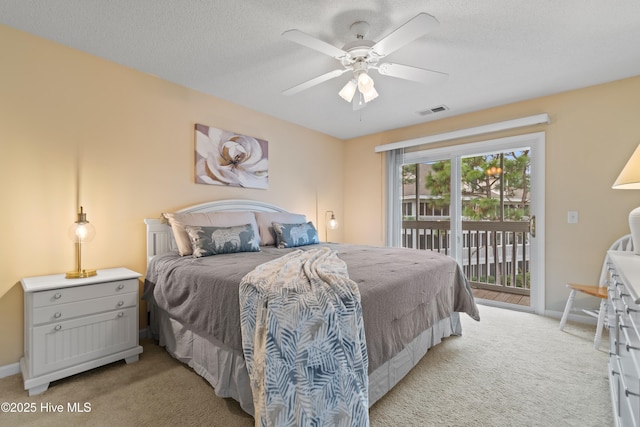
417,105,449,116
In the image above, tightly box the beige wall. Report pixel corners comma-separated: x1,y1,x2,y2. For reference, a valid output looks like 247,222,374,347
343,75,640,314
0,25,344,366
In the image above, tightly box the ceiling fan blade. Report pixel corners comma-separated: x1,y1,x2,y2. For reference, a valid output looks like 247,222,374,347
282,69,347,96
371,13,439,57
376,62,448,84
282,29,348,59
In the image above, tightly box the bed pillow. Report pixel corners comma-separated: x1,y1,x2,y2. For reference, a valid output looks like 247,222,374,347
254,211,306,246
272,221,319,248
163,211,260,256
184,224,259,257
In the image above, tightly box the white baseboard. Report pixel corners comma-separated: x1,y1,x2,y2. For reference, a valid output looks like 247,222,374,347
476,299,534,313
476,299,599,326
0,362,20,379
1,328,151,380
544,309,598,326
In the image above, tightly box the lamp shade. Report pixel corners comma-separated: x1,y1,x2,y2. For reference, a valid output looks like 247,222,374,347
325,211,338,242
357,72,374,93
613,143,640,255
352,90,366,111
328,212,339,230
362,86,379,103
339,79,357,102
68,217,96,243
613,144,640,189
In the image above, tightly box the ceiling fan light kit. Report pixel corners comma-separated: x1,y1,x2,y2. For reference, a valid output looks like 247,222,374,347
282,13,448,110
361,83,378,103
357,72,372,91
353,91,367,111
338,79,357,102
338,66,379,108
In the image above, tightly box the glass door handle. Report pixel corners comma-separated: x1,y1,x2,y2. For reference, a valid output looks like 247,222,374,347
529,215,536,238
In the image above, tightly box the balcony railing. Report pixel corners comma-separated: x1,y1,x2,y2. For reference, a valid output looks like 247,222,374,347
402,219,530,295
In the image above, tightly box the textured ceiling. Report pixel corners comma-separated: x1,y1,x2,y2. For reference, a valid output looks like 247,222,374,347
2,0,640,139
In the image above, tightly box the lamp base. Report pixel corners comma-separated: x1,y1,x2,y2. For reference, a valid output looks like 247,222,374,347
65,268,97,279
629,206,640,255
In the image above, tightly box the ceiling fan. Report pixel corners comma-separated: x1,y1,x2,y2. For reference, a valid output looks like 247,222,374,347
281,13,448,110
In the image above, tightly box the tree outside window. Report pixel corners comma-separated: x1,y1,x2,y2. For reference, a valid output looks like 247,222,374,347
406,151,530,221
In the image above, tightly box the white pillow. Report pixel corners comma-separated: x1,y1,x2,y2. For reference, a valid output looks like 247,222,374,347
254,211,306,246
163,211,260,256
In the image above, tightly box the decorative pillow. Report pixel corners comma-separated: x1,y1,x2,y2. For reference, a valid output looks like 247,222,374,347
254,211,306,246
272,221,319,248
163,211,260,256
185,224,259,257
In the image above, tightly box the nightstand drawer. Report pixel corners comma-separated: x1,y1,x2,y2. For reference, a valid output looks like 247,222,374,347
32,279,138,308
30,307,138,377
32,292,138,325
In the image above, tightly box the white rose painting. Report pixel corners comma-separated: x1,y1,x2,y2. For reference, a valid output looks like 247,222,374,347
195,124,268,189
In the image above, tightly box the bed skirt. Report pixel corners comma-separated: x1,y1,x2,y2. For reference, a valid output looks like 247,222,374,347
149,302,461,416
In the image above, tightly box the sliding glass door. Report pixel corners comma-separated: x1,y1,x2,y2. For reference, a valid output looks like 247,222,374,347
392,132,545,313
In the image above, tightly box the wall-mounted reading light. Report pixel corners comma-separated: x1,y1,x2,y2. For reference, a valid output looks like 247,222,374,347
325,210,339,242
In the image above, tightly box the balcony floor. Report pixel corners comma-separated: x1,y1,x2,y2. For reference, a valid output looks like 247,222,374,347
471,287,530,307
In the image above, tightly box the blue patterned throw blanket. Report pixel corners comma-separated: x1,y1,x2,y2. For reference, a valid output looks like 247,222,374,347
240,247,369,427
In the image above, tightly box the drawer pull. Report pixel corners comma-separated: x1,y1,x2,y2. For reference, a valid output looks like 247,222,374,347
626,306,640,314
54,312,62,319
117,300,124,307
118,312,124,318
54,325,62,331
626,388,640,398
626,344,640,352
54,292,62,299
117,284,124,290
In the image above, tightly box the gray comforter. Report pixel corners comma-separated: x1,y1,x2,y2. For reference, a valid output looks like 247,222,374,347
144,243,480,373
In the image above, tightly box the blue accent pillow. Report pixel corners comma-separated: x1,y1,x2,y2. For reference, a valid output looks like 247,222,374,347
185,224,259,257
272,221,319,248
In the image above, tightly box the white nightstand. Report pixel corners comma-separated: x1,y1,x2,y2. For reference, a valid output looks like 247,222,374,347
20,267,143,396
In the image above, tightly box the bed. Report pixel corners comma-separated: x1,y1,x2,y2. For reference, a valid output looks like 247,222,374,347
143,199,479,422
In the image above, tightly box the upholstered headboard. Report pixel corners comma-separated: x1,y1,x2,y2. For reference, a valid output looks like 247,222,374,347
144,199,289,261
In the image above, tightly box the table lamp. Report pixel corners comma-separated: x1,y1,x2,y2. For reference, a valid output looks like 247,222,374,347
66,206,97,278
612,143,640,255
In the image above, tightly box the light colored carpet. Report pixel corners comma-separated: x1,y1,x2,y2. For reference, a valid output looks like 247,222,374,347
0,305,612,426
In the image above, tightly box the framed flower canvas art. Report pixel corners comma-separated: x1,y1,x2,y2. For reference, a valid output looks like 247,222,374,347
195,124,268,189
